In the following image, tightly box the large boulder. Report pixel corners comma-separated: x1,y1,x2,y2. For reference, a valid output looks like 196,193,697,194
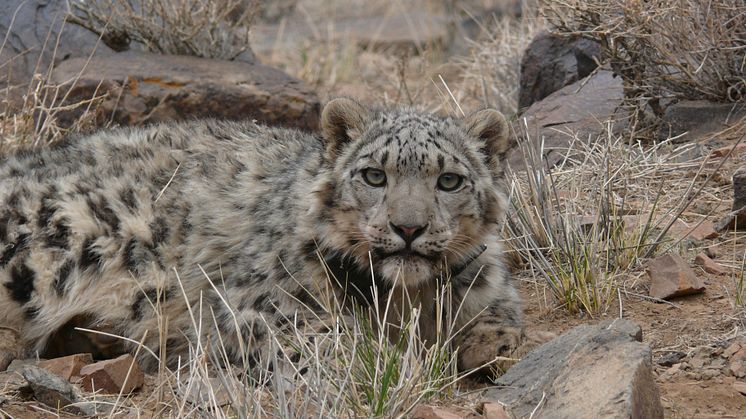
51,51,320,130
509,68,625,169
518,31,602,110
484,319,663,419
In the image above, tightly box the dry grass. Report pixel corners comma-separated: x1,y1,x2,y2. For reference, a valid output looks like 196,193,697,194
68,0,258,60
543,0,746,123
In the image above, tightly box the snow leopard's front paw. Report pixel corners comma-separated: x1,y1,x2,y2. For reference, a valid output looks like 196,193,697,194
456,323,523,379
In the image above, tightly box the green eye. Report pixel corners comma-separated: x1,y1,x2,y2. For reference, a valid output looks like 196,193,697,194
362,168,386,187
437,173,463,191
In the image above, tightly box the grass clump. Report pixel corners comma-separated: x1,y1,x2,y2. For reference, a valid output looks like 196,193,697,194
68,0,258,60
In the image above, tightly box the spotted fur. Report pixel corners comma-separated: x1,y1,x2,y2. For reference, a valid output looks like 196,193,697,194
0,99,523,376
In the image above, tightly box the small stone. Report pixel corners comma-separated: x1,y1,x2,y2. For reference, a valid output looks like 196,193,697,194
38,353,93,381
482,402,511,419
668,220,719,242
79,354,144,394
647,254,705,299
0,395,6,406
711,143,746,158
20,365,98,416
734,382,746,396
411,405,463,419
702,369,720,379
723,342,742,359
715,206,746,232
657,352,686,367
694,252,728,275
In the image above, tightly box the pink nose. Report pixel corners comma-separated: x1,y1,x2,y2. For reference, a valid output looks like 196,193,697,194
390,223,427,243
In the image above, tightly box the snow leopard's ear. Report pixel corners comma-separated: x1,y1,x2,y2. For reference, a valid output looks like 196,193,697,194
463,109,513,176
321,98,370,161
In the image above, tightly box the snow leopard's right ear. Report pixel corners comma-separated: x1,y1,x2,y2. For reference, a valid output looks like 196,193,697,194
321,98,370,161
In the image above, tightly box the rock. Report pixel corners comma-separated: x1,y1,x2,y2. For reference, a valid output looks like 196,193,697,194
723,341,743,359
733,168,746,211
482,402,511,419
518,31,602,110
711,143,746,158
20,365,99,416
51,51,321,131
0,395,5,406
734,382,746,396
411,404,463,419
657,351,686,367
38,353,93,381
646,254,705,300
79,354,144,394
251,12,450,55
659,101,746,142
509,69,625,169
6,359,38,373
667,220,719,242
694,252,728,275
0,0,116,89
484,319,663,419
714,206,746,232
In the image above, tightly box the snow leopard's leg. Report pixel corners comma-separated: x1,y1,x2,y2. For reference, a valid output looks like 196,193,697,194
451,264,525,378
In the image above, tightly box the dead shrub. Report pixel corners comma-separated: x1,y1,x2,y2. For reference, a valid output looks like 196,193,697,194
67,0,258,60
544,0,746,115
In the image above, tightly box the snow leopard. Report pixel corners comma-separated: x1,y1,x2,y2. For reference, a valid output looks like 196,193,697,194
0,98,523,377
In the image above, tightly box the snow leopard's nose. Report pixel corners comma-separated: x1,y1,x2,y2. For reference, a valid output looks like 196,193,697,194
390,222,427,245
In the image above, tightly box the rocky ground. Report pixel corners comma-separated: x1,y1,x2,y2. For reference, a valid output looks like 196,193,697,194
1,0,745,417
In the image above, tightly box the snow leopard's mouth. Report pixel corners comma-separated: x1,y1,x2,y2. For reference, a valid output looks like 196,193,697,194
375,249,440,263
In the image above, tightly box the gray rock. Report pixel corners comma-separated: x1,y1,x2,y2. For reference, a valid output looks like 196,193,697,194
484,319,663,419
657,351,686,367
715,206,746,232
51,51,320,131
509,69,625,169
6,359,38,373
518,31,602,110
20,365,101,416
733,168,746,211
659,100,746,143
0,0,116,87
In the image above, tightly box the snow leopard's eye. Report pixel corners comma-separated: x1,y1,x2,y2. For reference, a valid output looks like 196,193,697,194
437,173,463,192
362,168,386,187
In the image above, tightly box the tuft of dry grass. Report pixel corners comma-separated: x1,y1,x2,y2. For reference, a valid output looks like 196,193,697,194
67,0,259,60
544,0,746,117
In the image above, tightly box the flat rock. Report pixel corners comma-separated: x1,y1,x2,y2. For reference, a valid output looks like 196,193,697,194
509,69,626,169
518,31,602,110
667,219,719,242
51,51,320,131
20,365,99,416
484,319,663,419
79,354,144,394
646,253,705,299
734,382,746,396
694,252,728,275
659,101,746,142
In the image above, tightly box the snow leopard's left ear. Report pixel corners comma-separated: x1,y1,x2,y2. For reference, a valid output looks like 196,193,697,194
321,98,370,161
463,109,513,176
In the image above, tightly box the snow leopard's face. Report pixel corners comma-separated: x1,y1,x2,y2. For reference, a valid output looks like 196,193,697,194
314,98,512,287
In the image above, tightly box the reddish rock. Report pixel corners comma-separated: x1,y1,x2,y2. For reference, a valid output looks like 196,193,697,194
38,353,93,381
482,402,511,419
78,354,144,394
647,254,705,300
711,143,746,158
51,51,320,131
668,220,719,242
694,252,728,275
